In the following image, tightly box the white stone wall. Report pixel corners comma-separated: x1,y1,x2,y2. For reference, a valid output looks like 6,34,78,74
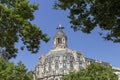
113,67,120,80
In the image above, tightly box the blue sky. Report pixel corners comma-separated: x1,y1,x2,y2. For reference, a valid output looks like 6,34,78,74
11,0,120,71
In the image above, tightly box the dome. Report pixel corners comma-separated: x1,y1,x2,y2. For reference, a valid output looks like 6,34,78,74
54,28,67,39
44,51,74,62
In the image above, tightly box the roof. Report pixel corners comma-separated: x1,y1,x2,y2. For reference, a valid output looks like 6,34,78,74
54,29,67,39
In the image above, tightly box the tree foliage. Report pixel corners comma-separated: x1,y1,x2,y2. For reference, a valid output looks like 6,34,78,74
62,63,118,80
0,0,49,59
54,0,120,42
0,57,34,80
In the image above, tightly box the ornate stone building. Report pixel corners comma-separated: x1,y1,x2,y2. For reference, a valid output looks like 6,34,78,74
36,25,120,80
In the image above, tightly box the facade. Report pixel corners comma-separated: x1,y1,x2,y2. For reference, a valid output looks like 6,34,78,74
36,25,120,80
113,67,120,80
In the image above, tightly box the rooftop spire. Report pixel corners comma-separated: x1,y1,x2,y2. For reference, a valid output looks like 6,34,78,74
56,24,64,30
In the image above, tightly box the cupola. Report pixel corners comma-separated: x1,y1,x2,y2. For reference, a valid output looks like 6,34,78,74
53,24,67,49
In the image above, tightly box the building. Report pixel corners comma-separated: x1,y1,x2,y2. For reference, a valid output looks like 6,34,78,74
36,25,120,80
113,67,120,80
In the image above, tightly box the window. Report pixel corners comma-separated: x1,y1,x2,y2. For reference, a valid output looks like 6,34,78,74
44,65,46,72
51,56,54,60
70,61,74,71
49,57,52,61
48,63,51,71
37,67,39,75
45,58,47,62
55,62,59,70
63,56,66,60
55,56,59,60
70,56,74,61
79,62,83,68
63,61,66,69
63,70,66,74
77,56,80,61
57,38,62,44
55,78,58,80
70,61,73,68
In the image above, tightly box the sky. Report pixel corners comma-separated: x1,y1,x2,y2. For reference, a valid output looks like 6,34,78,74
11,0,120,71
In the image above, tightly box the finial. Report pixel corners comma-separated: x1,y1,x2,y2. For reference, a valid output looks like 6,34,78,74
56,24,64,30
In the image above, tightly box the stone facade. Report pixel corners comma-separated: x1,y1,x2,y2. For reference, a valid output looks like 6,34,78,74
113,67,120,80
36,49,86,80
36,25,120,80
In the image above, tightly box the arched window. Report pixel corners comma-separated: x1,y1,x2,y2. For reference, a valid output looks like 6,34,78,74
55,62,59,70
57,38,62,44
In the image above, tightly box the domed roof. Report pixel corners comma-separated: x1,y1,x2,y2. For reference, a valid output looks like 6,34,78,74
45,51,75,62
54,24,67,39
54,30,67,38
